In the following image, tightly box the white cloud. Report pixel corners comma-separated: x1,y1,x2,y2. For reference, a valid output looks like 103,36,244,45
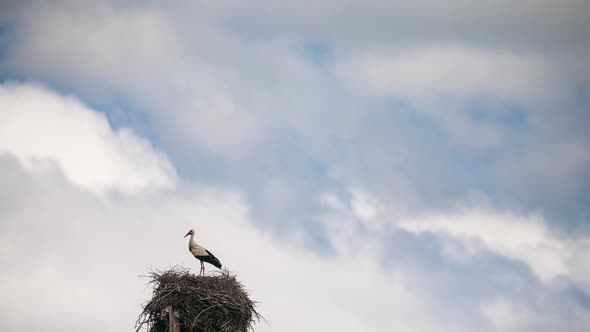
481,295,590,332
319,189,388,256
350,188,382,222
398,208,590,285
0,154,471,332
481,297,536,332
320,188,590,288
0,82,177,194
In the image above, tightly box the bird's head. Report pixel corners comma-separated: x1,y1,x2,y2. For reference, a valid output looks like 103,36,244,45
184,229,195,238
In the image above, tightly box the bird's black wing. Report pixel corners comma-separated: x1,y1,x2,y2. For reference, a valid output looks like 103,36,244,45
203,249,222,268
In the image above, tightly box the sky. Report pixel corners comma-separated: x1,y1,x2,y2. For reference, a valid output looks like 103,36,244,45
0,1,589,331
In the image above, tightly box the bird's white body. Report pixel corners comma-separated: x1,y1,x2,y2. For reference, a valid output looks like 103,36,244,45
188,233,208,256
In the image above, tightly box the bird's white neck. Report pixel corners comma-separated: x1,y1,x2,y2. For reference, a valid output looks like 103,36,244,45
188,232,196,248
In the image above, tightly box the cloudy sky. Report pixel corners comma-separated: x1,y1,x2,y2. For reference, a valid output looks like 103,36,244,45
1,1,589,331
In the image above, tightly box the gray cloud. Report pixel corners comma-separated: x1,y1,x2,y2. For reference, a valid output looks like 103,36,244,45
2,1,587,234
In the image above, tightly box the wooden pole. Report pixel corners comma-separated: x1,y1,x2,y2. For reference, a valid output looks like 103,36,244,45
163,306,180,332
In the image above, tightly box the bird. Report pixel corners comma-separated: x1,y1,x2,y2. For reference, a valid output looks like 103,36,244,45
184,229,222,276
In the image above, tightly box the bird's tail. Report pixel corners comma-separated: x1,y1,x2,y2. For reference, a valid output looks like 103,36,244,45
210,255,222,268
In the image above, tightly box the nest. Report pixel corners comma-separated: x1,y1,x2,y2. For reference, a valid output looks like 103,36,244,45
136,267,262,332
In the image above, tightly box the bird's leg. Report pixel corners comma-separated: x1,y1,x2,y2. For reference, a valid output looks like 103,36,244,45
200,261,204,276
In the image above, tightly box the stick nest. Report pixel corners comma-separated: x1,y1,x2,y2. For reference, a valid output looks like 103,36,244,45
136,267,262,332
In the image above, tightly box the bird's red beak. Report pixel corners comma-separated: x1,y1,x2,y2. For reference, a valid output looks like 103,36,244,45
184,231,192,238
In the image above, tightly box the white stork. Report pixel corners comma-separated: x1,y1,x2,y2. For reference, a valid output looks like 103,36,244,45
184,229,222,276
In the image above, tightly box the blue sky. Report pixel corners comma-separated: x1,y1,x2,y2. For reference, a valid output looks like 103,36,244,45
0,1,589,331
